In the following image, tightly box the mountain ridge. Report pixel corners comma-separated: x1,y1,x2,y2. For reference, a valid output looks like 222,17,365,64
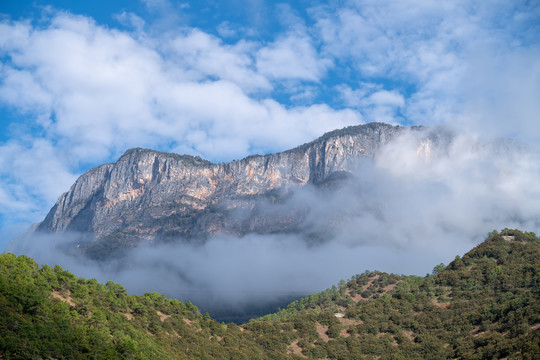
34,122,418,258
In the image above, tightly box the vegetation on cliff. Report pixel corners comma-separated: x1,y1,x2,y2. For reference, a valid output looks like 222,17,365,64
1,229,539,359
122,148,214,167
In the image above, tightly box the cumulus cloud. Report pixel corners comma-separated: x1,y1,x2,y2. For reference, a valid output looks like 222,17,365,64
255,3,332,83
338,84,405,123
166,29,270,92
0,139,77,220
0,11,361,242
368,90,404,107
216,21,239,39
256,33,331,81
314,0,540,135
114,12,146,32
0,13,357,162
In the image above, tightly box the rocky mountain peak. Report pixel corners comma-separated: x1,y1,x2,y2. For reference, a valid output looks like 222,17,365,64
36,122,414,258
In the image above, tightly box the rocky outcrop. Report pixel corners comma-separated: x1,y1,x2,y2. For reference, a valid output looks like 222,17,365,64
36,123,416,257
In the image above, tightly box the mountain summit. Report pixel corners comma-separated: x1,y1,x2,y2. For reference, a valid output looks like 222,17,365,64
34,122,419,258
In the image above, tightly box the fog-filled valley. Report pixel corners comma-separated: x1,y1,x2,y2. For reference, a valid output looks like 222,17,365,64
10,126,540,320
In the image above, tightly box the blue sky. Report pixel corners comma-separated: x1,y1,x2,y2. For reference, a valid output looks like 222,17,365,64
0,0,539,249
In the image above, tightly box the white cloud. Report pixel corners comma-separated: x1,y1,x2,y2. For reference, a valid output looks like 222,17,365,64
459,46,540,143
216,21,238,38
256,3,333,84
0,11,362,237
368,90,404,107
338,84,404,123
0,139,77,226
256,33,332,81
0,13,359,160
140,0,187,31
166,29,270,92
114,11,146,32
0,67,52,111
314,0,540,137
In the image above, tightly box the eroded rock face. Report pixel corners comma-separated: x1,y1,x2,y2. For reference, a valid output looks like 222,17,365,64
37,123,415,257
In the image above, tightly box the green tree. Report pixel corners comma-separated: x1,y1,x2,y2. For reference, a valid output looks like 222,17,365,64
432,263,445,276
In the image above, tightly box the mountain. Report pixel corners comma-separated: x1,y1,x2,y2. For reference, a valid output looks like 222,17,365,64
2,229,539,359
34,122,420,259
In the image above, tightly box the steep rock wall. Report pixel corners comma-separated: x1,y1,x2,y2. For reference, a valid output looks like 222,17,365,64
37,123,413,255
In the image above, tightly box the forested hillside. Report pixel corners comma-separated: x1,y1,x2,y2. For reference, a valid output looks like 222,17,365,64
1,229,539,359
251,229,540,359
0,253,270,359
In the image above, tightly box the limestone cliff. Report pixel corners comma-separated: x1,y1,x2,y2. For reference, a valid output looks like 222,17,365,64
36,122,416,258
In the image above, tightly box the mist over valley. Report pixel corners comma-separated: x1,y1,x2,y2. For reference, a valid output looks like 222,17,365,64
10,123,540,320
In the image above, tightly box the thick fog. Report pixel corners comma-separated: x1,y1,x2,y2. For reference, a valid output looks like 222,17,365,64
9,129,540,317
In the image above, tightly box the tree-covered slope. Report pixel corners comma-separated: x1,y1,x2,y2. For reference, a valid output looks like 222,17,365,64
256,272,423,322
1,229,539,359
0,253,274,359
249,229,540,359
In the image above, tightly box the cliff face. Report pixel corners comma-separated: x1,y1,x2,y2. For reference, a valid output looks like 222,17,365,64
37,123,413,257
